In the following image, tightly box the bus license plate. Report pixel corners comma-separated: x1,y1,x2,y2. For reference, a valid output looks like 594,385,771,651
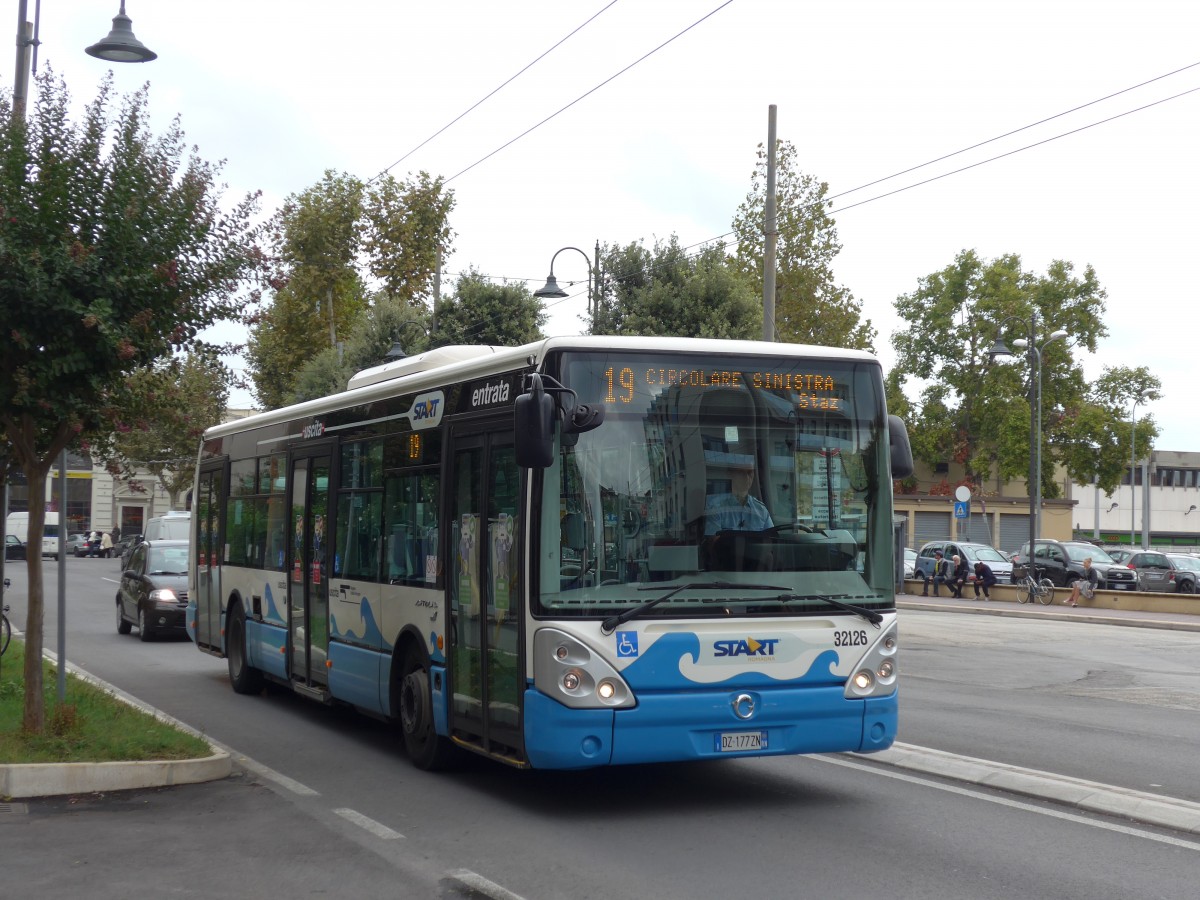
716,731,768,752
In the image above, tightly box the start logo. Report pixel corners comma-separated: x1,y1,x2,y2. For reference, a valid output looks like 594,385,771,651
713,637,780,658
408,390,444,430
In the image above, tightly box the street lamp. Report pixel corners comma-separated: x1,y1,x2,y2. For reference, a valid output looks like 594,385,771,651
86,3,157,62
13,1,156,118
534,243,600,333
988,313,1068,569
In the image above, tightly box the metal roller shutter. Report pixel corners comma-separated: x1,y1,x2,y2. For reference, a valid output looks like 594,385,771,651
998,513,1032,555
914,511,952,547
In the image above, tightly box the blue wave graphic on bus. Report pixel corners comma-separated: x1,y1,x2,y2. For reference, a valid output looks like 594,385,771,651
263,583,284,625
330,598,386,647
620,633,841,689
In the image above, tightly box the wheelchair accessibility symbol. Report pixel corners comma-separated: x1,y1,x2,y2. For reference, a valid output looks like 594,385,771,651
616,631,639,658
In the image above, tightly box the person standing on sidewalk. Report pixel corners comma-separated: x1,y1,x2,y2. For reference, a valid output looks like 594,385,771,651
971,560,997,600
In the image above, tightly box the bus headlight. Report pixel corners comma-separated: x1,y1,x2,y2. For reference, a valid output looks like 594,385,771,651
534,628,635,709
844,625,898,699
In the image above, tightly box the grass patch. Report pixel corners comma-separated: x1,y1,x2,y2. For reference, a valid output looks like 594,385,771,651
0,637,212,764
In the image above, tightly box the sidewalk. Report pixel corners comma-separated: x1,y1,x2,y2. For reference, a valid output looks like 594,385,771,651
896,589,1200,632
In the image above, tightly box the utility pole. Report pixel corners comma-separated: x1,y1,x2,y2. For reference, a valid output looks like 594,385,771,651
762,105,778,342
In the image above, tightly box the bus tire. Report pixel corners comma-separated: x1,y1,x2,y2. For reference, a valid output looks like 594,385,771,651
398,651,455,770
227,602,264,695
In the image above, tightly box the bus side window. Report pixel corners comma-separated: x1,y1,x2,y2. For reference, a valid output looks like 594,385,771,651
384,469,440,586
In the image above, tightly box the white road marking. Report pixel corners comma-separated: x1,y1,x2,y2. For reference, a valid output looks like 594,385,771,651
444,869,527,900
236,756,320,796
334,807,405,840
816,754,1200,851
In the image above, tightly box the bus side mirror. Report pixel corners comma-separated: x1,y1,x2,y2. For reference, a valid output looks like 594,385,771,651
515,376,555,468
888,415,914,479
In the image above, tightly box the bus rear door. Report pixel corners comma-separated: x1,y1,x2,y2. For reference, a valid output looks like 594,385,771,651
194,463,225,652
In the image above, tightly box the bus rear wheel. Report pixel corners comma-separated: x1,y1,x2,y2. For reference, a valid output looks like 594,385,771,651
227,602,264,695
398,652,455,770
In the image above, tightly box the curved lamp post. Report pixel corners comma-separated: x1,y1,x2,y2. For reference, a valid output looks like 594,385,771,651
988,313,1068,568
533,243,600,333
14,1,156,118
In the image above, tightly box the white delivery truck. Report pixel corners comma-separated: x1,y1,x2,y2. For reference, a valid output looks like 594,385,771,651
6,511,61,559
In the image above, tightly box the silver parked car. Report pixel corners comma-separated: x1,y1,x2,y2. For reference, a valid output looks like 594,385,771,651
914,540,1014,583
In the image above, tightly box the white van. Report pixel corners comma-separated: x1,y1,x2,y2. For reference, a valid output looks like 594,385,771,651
6,511,61,559
144,510,191,541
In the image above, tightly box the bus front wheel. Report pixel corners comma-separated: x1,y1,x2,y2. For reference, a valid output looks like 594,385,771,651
398,652,455,770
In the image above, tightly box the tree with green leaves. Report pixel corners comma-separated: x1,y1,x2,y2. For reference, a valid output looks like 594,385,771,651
108,352,231,509
889,249,1158,498
291,296,431,403
0,73,264,732
733,140,874,350
247,170,454,408
432,269,544,348
593,237,760,339
273,169,366,349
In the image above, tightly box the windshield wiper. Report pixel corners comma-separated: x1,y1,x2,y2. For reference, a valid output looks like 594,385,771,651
775,593,884,626
600,581,791,634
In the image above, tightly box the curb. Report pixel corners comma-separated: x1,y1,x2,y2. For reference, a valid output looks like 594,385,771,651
0,638,231,800
0,750,232,799
869,742,1200,835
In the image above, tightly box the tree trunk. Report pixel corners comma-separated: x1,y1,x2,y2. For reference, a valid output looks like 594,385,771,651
21,464,48,733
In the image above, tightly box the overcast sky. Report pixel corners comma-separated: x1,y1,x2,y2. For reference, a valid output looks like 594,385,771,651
19,1,1200,450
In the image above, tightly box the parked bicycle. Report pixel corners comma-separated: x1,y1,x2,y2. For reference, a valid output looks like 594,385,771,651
1016,568,1056,605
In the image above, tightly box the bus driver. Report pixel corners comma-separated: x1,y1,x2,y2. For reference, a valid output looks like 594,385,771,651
705,461,774,534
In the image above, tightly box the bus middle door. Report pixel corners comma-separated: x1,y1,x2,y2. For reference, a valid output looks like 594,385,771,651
287,449,332,692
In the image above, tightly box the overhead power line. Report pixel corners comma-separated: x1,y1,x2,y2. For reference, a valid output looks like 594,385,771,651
369,1,621,185
444,0,736,184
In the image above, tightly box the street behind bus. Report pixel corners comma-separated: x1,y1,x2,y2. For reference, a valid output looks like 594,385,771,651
2,558,1198,899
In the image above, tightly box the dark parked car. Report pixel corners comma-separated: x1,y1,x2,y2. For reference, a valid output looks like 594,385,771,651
1166,554,1200,594
115,540,190,641
913,540,1014,583
5,533,27,560
1012,540,1138,591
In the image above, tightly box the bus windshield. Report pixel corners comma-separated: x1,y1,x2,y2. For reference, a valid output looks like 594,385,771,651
535,349,894,619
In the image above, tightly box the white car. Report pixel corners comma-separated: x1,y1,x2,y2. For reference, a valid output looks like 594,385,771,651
904,547,918,578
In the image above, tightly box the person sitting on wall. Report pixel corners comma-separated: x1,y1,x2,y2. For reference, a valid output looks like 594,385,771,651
971,560,997,600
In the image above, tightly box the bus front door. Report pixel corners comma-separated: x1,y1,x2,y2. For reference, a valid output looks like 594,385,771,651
287,451,332,691
448,429,523,760
195,465,225,652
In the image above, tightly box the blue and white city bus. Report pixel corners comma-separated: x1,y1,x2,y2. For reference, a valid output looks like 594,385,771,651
187,336,913,770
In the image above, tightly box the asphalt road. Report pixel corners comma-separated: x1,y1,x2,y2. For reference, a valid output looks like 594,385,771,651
3,558,1199,899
